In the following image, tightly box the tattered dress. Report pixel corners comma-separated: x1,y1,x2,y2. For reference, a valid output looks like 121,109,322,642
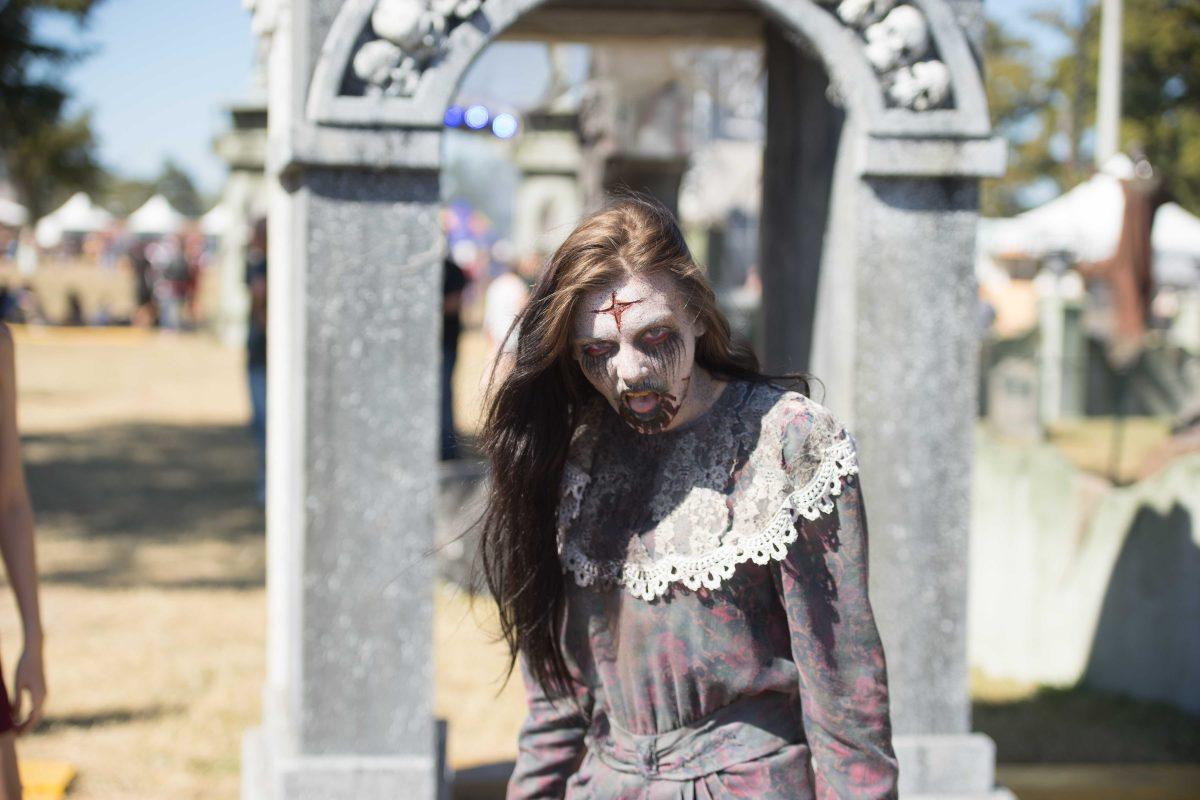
507,378,900,799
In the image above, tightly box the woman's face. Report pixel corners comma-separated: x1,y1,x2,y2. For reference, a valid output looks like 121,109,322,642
571,271,705,434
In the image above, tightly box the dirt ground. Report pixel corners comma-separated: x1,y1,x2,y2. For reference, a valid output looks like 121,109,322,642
2,322,1197,799
0,325,522,799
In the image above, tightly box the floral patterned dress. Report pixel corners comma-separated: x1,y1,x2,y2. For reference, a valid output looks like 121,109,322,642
507,378,899,799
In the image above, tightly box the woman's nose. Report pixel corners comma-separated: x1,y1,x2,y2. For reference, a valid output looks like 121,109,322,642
614,349,649,384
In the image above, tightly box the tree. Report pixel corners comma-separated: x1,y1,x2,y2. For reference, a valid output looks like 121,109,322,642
0,0,105,221
5,111,99,222
154,159,203,217
984,1,1200,217
981,19,1053,217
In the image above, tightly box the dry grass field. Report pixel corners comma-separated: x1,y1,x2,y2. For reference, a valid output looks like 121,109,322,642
0,324,522,799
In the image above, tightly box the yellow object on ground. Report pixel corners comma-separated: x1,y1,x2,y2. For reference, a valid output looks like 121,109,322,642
17,760,76,800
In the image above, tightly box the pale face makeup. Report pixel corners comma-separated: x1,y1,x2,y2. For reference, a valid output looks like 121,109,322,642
571,272,707,434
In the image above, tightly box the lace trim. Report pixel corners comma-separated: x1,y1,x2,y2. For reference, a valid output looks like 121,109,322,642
557,434,859,601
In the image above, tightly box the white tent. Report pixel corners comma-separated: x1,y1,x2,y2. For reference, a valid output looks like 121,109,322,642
34,192,113,248
979,155,1200,286
200,202,233,237
129,194,186,236
0,197,27,227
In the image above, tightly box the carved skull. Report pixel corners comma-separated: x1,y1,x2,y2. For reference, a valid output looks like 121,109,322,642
836,0,897,29
863,5,931,73
384,56,422,97
371,0,446,62
430,0,481,18
888,60,952,110
353,38,404,88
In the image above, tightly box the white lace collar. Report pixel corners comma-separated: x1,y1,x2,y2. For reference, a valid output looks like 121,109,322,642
555,380,860,601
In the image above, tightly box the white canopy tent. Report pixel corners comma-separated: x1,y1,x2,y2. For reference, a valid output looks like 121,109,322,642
0,197,27,228
979,155,1200,287
200,202,233,237
128,194,187,236
34,192,113,248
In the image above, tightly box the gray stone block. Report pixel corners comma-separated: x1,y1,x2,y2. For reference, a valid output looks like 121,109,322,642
278,756,438,800
895,733,996,795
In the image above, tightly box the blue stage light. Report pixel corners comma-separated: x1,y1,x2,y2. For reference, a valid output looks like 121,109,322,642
443,105,465,127
491,113,518,138
464,105,490,129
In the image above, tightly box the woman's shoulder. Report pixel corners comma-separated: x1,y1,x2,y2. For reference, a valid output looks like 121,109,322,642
748,380,848,436
744,380,856,474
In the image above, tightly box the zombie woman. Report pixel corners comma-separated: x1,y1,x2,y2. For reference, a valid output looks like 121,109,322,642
480,197,898,799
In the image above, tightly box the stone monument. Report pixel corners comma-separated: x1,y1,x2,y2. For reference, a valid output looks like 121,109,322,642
243,1,1009,798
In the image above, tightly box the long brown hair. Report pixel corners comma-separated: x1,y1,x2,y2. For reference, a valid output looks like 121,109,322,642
478,193,808,697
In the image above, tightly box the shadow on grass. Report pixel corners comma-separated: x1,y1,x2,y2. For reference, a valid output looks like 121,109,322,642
39,703,186,732
21,422,264,589
974,685,1200,763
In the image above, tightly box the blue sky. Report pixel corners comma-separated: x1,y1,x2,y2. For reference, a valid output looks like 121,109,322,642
33,0,1084,198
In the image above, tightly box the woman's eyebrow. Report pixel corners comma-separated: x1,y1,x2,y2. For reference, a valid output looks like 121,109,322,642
633,316,676,335
574,316,675,343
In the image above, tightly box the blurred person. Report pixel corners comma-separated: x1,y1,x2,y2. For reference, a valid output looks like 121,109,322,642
12,286,43,327
481,251,541,390
442,254,469,461
246,220,268,506
152,236,190,331
129,242,157,328
0,323,48,799
182,227,208,326
62,291,85,327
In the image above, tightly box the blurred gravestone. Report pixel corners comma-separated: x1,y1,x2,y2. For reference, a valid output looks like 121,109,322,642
988,357,1040,441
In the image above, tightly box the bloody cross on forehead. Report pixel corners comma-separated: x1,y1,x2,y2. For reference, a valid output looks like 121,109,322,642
591,290,641,331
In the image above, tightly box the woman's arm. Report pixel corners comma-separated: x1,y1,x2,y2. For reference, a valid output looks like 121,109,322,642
0,325,46,734
507,652,592,800
774,417,898,799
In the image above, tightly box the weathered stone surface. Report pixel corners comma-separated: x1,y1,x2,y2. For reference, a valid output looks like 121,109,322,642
853,176,981,737
302,168,442,754
895,733,997,795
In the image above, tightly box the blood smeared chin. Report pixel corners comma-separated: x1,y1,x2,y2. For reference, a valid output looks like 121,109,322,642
616,374,692,434
618,391,682,434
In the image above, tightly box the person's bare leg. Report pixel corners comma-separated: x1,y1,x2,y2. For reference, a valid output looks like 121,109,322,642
0,732,19,800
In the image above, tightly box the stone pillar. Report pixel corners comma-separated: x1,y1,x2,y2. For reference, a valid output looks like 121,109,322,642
242,1,443,797
512,105,584,258
212,101,269,348
852,177,1014,799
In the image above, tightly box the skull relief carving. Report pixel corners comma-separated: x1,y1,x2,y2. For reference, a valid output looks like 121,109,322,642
352,38,404,86
888,60,952,110
836,0,898,29
372,0,445,63
348,0,482,98
864,5,931,72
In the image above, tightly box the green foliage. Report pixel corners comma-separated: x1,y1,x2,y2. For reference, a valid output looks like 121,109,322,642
155,159,203,217
6,111,99,222
0,0,105,221
97,160,206,218
984,1,1200,217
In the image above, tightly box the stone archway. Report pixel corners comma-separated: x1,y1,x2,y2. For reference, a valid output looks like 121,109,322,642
243,2,1007,798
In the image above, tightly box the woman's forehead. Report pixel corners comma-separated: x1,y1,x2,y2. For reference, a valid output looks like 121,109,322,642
573,273,684,337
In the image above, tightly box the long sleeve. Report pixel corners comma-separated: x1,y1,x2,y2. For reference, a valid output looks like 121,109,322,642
506,652,593,800
773,419,899,800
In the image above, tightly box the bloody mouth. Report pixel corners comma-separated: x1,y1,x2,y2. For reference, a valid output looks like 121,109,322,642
622,390,663,418
618,387,683,434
